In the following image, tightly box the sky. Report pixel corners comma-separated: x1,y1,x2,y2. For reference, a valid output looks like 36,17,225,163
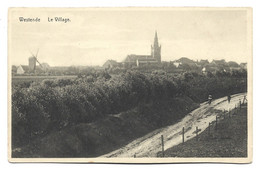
9,8,251,66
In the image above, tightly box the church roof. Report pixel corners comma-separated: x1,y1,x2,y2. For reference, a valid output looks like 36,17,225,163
137,58,157,62
123,54,154,63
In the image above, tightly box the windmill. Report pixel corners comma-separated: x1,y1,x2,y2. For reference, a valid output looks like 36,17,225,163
28,49,43,73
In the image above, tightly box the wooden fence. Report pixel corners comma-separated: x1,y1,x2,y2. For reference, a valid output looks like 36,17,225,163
134,98,247,158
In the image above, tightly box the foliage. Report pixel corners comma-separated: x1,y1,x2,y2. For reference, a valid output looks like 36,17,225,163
12,69,247,148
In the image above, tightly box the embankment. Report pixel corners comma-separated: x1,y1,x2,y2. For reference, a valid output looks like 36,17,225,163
12,96,199,157
164,103,248,157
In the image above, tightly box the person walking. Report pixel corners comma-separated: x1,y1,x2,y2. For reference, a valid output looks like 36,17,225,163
227,94,231,103
243,95,247,104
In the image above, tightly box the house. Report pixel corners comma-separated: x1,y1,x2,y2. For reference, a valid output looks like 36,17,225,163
16,65,29,74
199,59,209,66
173,61,181,68
211,59,226,66
240,63,247,69
201,65,219,74
41,63,50,71
103,60,120,69
12,65,17,74
176,57,195,65
174,57,200,71
227,61,239,67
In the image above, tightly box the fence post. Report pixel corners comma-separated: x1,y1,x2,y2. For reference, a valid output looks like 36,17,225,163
134,153,136,158
196,126,199,141
215,116,218,130
182,127,185,143
240,100,241,110
208,122,211,136
161,135,164,157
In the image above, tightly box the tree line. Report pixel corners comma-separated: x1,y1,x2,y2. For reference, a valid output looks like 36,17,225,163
12,70,247,148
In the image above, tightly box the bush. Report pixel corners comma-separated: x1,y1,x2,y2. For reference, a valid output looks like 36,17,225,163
12,70,247,148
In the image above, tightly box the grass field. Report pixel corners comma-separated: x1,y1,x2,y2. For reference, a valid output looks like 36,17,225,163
163,103,248,157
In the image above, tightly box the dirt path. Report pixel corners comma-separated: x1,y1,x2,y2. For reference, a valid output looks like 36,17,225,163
100,93,246,158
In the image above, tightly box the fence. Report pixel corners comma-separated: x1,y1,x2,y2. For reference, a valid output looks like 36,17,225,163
133,98,247,158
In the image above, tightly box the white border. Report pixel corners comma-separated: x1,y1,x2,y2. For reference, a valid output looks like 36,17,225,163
1,0,260,169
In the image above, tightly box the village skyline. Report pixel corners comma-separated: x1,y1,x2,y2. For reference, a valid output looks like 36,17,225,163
9,8,250,67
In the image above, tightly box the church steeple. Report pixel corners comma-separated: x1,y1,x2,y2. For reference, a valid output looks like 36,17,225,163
154,31,159,47
151,31,161,63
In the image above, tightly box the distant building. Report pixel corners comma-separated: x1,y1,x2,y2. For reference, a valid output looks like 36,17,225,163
136,57,158,67
199,59,209,66
122,31,161,67
201,66,218,74
12,65,17,74
16,65,29,74
151,31,161,63
174,57,200,71
122,54,157,67
16,65,25,74
28,57,37,72
176,57,195,65
103,60,120,69
41,63,50,71
211,59,226,66
240,63,247,69
227,61,239,67
173,61,181,68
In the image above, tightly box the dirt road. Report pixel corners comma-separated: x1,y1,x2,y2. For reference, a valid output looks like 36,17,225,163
100,93,246,158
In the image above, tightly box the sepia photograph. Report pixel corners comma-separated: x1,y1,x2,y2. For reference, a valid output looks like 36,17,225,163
8,7,252,163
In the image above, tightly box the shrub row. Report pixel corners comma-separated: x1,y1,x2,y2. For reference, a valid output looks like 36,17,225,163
12,70,247,147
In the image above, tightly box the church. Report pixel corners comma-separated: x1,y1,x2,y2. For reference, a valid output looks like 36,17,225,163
122,31,162,67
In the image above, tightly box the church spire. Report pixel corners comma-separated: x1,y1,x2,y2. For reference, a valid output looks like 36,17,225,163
151,31,161,63
154,31,159,47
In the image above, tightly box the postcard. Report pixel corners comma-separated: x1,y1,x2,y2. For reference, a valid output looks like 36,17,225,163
8,7,252,163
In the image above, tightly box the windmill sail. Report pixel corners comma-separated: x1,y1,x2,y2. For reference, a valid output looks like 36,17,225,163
28,49,46,72
35,49,39,58
34,49,42,67
35,57,43,68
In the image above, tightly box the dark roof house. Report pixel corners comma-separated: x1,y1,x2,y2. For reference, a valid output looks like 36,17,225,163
227,61,239,67
211,59,226,66
240,63,247,69
103,59,120,69
199,59,209,66
176,57,195,64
